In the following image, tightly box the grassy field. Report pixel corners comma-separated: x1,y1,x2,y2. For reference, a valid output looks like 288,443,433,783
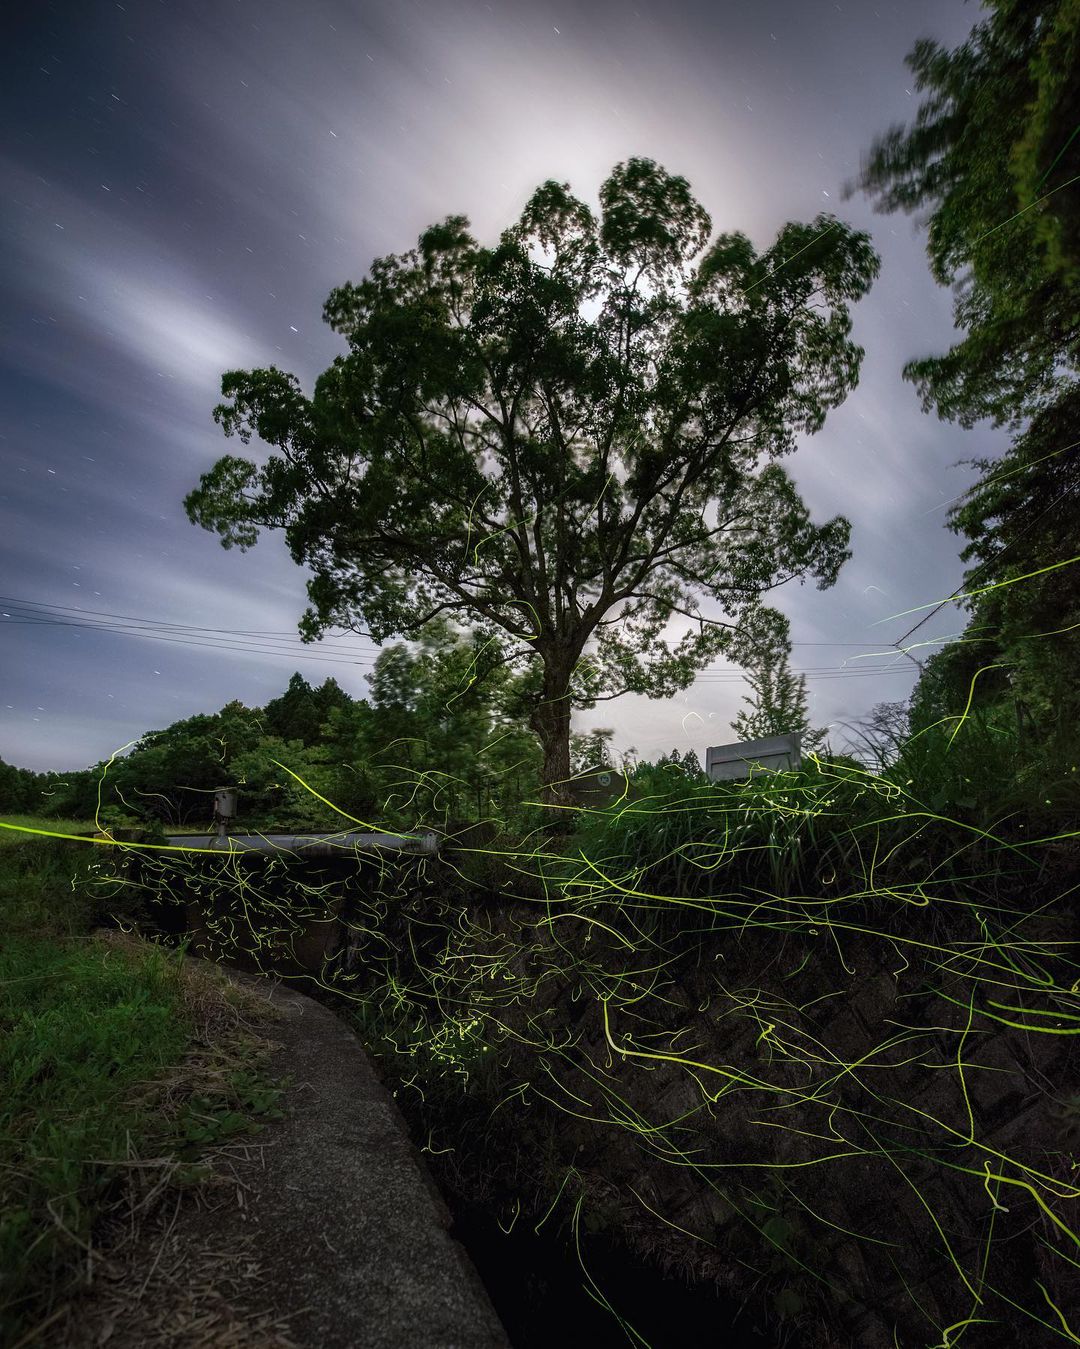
0,818,284,1346
4,716,1077,1345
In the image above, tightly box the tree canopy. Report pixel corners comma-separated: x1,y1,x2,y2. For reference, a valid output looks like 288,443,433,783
849,0,1080,430
851,0,1080,742
263,674,351,746
186,157,879,803
729,608,826,750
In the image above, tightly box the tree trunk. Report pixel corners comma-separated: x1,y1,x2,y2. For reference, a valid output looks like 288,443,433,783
529,660,575,823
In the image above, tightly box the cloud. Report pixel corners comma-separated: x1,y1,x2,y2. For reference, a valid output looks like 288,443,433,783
1,155,277,403
1,0,988,772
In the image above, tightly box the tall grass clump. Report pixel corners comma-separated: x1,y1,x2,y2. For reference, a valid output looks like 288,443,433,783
881,707,1080,837
0,937,192,1340
0,824,285,1346
0,824,99,937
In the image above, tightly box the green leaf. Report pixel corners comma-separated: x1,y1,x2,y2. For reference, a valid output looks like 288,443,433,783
774,1286,804,1319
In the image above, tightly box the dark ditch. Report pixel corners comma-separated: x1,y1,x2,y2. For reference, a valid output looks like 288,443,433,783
137,858,787,1349
449,1196,781,1349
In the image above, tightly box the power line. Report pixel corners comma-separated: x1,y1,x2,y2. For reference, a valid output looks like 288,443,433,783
0,596,379,649
0,603,920,682
0,593,934,663
0,616,381,666
886,484,1075,665
693,669,913,682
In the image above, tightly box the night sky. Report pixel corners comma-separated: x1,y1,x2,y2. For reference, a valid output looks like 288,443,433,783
3,0,987,773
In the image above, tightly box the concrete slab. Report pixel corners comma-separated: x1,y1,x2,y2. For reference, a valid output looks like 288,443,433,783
194,966,511,1349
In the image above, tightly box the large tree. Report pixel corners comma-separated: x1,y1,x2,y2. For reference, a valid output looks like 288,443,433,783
848,0,1080,430
185,158,879,805
849,1,1080,739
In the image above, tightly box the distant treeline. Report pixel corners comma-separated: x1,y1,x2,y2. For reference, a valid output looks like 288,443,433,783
0,622,663,831
0,625,542,828
2,596,1074,833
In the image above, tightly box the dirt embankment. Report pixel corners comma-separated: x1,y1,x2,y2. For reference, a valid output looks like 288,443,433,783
339,886,1080,1349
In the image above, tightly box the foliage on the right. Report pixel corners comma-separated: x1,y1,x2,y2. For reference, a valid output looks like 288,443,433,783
849,0,1080,747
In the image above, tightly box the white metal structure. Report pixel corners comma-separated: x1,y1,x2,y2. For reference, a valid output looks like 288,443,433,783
705,732,802,782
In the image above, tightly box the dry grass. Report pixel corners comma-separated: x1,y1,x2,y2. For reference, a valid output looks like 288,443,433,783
60,1154,304,1349
14,935,297,1349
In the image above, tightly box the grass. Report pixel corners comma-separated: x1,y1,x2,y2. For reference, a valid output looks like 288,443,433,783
0,820,286,1347
27,711,1075,1345
0,935,191,1338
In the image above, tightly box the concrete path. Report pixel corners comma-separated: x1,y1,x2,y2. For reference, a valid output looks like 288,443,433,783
194,966,511,1349
69,961,512,1349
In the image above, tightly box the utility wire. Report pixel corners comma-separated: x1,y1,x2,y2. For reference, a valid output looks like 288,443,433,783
886,483,1075,667
0,596,378,648
0,594,936,673
0,606,917,681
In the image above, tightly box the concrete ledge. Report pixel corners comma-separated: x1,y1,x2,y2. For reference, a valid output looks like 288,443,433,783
196,964,511,1349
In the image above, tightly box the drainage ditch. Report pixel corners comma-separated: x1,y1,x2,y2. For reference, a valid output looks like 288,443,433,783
448,1196,782,1349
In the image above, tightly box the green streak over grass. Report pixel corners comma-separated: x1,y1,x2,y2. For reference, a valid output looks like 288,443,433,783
0,822,98,937
0,816,95,847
